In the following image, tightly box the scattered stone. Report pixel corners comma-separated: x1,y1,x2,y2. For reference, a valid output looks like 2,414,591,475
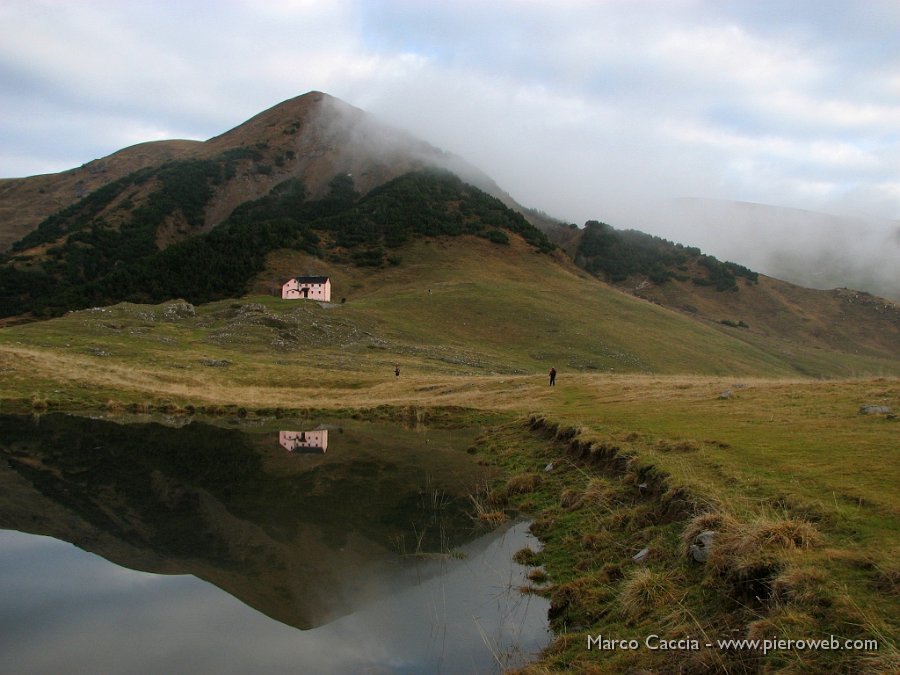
161,301,195,320
200,358,230,367
859,405,892,415
632,547,650,564
718,390,733,400
88,347,111,357
544,462,554,472
690,530,716,563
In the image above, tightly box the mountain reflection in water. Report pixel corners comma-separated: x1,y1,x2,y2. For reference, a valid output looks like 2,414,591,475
0,413,550,673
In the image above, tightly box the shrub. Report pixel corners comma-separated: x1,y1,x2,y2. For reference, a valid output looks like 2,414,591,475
486,229,509,244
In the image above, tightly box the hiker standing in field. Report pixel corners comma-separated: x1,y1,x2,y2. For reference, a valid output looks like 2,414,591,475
549,367,557,386
395,366,400,378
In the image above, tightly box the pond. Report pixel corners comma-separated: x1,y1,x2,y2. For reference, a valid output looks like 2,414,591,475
0,412,551,673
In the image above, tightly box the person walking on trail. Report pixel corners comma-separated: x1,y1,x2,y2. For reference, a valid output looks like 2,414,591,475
549,367,557,386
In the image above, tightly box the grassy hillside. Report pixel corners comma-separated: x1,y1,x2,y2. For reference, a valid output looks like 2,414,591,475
0,169,553,319
1,234,897,416
2,90,895,370
633,273,900,361
568,220,900,362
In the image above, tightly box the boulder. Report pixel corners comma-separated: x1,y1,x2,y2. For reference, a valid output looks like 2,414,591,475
690,530,716,563
200,358,230,368
859,405,892,415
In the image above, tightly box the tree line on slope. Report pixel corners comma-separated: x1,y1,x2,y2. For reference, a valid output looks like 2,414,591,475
0,164,553,318
575,220,758,291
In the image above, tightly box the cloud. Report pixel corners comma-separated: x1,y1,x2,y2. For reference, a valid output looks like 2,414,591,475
0,521,549,673
0,0,897,244
637,197,900,299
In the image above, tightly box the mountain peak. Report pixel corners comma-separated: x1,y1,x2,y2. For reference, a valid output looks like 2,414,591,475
0,90,514,252
199,90,507,206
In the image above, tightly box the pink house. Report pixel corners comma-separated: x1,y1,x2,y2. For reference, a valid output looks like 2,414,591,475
279,430,329,454
282,275,331,301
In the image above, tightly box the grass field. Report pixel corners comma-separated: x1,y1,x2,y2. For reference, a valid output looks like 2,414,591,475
0,234,897,672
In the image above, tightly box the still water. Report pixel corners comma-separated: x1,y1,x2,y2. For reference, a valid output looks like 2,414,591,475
0,413,550,674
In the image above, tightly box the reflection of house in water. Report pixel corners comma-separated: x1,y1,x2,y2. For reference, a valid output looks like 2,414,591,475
280,430,328,454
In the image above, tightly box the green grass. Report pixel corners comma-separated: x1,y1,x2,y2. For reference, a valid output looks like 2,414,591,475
473,407,898,674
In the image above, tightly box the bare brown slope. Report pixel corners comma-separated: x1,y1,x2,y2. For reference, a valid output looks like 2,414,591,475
195,91,451,229
194,91,524,232
0,140,200,250
627,270,900,360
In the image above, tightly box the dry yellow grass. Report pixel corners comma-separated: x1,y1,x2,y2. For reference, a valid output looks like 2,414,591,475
617,567,680,622
0,341,833,412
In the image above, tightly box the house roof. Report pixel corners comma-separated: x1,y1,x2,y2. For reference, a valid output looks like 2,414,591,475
290,276,330,284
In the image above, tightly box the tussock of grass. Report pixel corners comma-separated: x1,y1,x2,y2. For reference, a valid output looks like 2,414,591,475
467,486,507,525
548,577,616,627
708,515,822,586
745,608,818,658
617,567,679,622
513,547,540,566
506,472,543,494
580,531,614,552
770,565,830,607
682,511,739,555
582,477,610,502
526,568,549,584
858,644,900,675
873,563,900,596
558,488,582,510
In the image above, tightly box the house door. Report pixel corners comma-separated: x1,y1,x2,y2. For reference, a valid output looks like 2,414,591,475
301,288,309,298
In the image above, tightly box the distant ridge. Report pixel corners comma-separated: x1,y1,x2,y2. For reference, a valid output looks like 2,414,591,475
644,197,900,301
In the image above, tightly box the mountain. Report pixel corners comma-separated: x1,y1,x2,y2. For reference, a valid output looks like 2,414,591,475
0,91,556,319
0,91,896,371
0,166,552,318
0,92,518,253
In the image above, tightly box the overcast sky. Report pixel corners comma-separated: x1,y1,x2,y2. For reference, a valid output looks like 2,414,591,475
1,0,898,236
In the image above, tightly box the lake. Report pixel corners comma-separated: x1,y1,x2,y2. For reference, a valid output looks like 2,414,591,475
0,412,551,673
